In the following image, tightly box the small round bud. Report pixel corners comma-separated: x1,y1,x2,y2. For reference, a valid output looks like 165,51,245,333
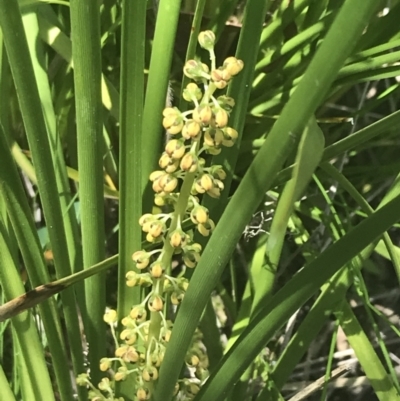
103,309,118,324
223,56,244,76
183,59,208,80
183,82,203,102
214,108,229,128
149,261,165,278
162,107,184,134
100,358,111,371
115,345,139,363
148,295,164,312
114,366,128,381
217,95,235,111
182,120,201,140
222,126,238,147
190,205,209,224
180,152,199,173
98,377,111,391
165,138,186,159
198,219,215,236
137,387,151,401
198,30,216,50
142,366,159,382
192,104,213,125
130,305,147,322
132,250,150,269
171,290,184,305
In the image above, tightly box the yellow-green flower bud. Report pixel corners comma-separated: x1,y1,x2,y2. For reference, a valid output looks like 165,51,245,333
115,345,139,363
222,126,238,147
148,220,165,238
183,82,203,102
217,95,235,111
182,119,201,140
197,218,215,236
159,152,179,173
190,205,209,224
162,107,184,134
98,378,111,392
149,170,165,182
100,358,111,371
209,165,226,180
126,271,139,287
76,373,89,386
130,305,147,322
223,56,244,76
182,243,202,268
165,138,186,159
214,108,229,128
142,366,159,382
137,387,151,401
148,295,164,312
171,290,184,305
114,366,128,381
149,261,165,278
169,228,189,248
204,127,224,148
192,104,213,125
103,308,118,324
198,30,216,50
132,250,150,269
185,353,200,367
211,68,231,89
120,329,137,345
183,59,208,80
161,328,172,342
200,174,214,191
180,152,199,173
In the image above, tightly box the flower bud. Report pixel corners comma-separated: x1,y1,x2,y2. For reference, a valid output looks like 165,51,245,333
130,305,147,322
204,127,224,148
100,358,111,371
192,104,213,125
223,56,244,76
165,138,186,159
190,205,209,224
132,250,150,269
115,345,139,363
217,95,235,111
180,152,199,173
222,126,238,147
183,59,208,80
198,218,215,236
114,366,128,381
142,366,159,382
162,107,184,134
214,108,229,128
198,30,216,50
148,295,164,312
159,152,179,173
182,119,201,140
136,387,150,401
103,309,118,324
169,228,189,248
171,290,185,305
149,261,165,278
183,82,202,102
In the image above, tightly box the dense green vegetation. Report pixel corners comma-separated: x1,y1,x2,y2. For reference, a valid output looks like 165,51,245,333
1,1,400,400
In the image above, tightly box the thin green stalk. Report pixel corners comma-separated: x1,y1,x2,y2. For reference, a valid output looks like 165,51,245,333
69,0,106,383
141,0,182,196
116,0,147,398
